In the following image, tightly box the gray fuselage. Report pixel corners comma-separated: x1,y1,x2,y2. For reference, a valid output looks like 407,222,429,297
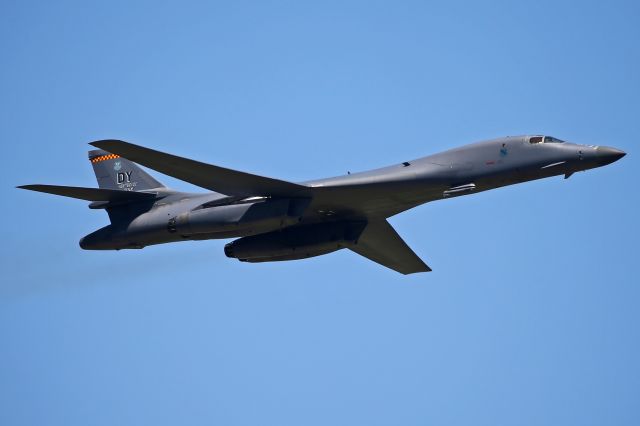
79,135,624,250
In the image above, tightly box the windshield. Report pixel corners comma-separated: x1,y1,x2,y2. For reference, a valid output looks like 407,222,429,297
543,136,565,143
529,135,565,144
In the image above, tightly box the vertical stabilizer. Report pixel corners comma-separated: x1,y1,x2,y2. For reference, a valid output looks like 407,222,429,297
89,149,165,191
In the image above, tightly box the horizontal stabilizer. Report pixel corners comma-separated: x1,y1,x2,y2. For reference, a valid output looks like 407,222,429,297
90,140,310,197
350,220,431,274
17,184,157,202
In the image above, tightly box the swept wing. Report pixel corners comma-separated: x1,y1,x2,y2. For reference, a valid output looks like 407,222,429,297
90,140,310,198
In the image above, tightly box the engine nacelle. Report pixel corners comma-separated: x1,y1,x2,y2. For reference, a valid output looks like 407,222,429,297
168,198,308,237
224,221,366,262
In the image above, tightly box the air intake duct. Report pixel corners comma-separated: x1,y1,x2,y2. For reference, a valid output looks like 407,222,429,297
224,221,366,263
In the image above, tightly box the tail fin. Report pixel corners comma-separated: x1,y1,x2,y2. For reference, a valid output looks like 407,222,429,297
89,149,165,191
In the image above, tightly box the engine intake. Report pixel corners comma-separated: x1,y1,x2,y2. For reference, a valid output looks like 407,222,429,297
224,221,366,262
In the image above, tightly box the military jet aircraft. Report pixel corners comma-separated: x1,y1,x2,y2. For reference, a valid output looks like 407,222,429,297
18,136,625,274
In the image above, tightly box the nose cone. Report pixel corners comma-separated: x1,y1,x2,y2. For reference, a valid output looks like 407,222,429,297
597,146,626,166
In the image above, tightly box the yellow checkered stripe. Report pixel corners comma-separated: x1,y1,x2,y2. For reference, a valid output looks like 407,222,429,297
90,154,120,163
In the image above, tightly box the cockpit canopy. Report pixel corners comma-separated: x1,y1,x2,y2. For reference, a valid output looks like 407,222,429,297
529,135,565,144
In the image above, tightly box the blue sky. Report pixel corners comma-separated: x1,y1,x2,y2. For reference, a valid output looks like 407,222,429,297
1,1,639,425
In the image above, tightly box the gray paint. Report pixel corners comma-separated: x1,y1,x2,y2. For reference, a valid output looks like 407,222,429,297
18,135,625,274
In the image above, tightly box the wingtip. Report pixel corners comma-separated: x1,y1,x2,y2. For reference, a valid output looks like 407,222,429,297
413,260,432,273
89,139,127,149
400,264,431,274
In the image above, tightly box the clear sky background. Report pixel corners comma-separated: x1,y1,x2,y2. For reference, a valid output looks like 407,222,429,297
1,1,639,425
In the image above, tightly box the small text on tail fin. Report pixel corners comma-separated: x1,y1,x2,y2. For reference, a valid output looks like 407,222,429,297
89,149,165,191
